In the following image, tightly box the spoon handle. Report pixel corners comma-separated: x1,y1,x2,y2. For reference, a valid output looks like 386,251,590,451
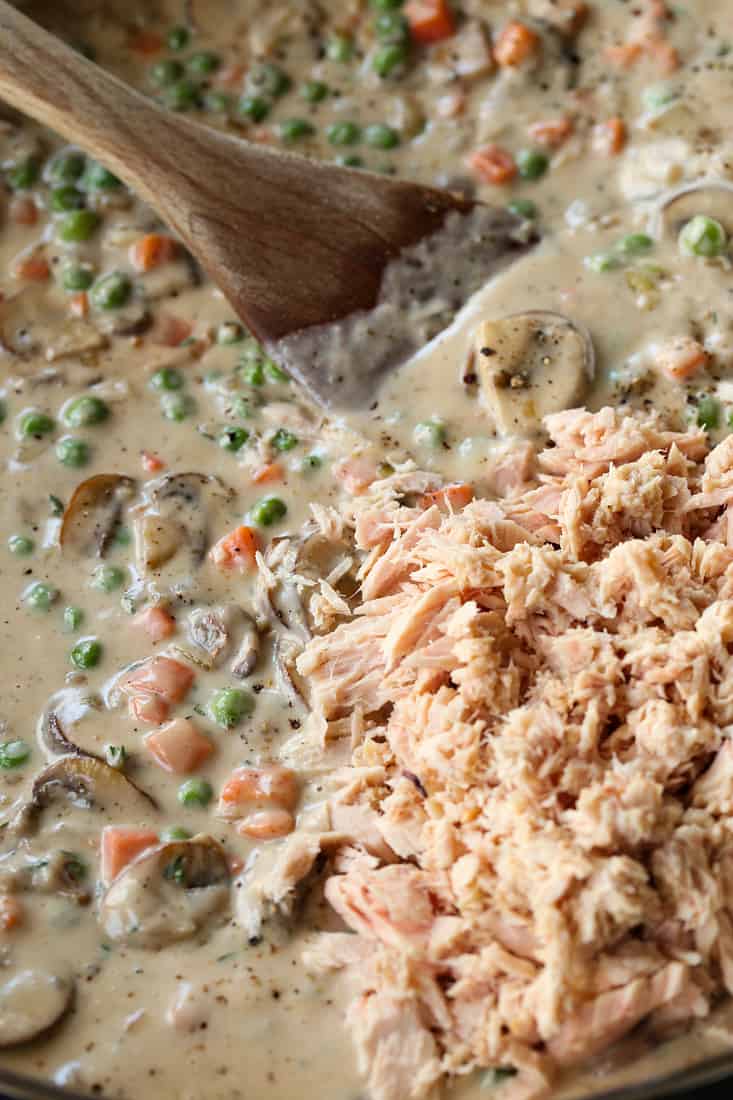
0,0,202,215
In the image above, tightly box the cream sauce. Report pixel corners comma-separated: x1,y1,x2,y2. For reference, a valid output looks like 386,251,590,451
2,0,733,1098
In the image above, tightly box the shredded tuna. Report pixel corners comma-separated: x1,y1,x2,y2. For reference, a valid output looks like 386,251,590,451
296,408,733,1100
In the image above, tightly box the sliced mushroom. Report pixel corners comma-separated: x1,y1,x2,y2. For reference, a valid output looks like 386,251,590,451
0,970,74,1047
183,604,260,677
232,614,260,679
0,287,107,361
30,756,157,818
474,311,594,437
134,473,233,571
653,179,733,239
99,836,230,949
60,474,136,557
40,711,95,759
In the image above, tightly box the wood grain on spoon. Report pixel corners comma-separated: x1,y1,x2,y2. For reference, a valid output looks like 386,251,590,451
0,0,534,405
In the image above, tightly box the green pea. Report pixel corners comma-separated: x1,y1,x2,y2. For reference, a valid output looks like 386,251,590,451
150,366,184,391
204,91,231,113
264,359,288,382
50,185,85,213
48,151,85,183
336,154,364,168
63,606,84,632
251,495,287,527
372,41,408,77
19,410,54,438
61,264,94,292
0,740,30,769
177,777,213,808
7,157,39,190
237,94,270,123
217,322,245,345
271,428,298,452
278,118,315,143
326,34,355,62
375,12,410,41
25,582,58,612
161,826,192,841
516,149,549,181
679,215,728,258
248,62,292,98
91,272,132,310
615,233,654,258
165,79,200,111
83,161,122,190
8,534,34,556
150,58,184,86
364,123,399,149
697,395,721,430
166,25,190,51
209,687,255,729
327,121,361,146
218,426,249,452
57,209,100,242
161,393,195,422
63,395,109,427
242,361,265,386
91,564,125,593
70,637,102,669
642,82,678,112
301,80,329,103
187,50,221,76
56,436,90,468
105,745,128,769
414,419,446,447
584,251,622,274
507,198,537,220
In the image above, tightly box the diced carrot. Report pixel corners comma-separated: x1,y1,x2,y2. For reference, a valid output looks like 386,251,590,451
527,117,573,148
129,694,170,725
604,42,643,68
69,291,89,319
654,337,709,382
153,314,193,348
421,482,474,511
129,233,178,273
494,21,540,67
135,605,176,643
237,809,294,840
101,826,159,882
9,196,38,226
209,525,259,573
404,0,456,44
0,895,24,931
129,30,163,55
144,718,214,775
333,455,378,495
251,461,284,486
14,254,50,282
141,450,165,473
121,656,195,703
592,117,627,157
467,144,517,186
218,766,299,818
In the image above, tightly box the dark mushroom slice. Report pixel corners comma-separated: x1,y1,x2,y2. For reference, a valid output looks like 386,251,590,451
0,286,107,361
31,755,157,817
60,474,136,557
99,836,230,949
475,311,595,437
0,970,74,1048
135,473,234,570
654,180,733,239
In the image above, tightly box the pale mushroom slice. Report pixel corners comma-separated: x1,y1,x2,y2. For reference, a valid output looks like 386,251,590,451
0,970,74,1047
652,179,733,239
60,474,137,557
99,836,230,949
0,286,107,361
474,311,595,437
29,755,157,820
134,472,234,571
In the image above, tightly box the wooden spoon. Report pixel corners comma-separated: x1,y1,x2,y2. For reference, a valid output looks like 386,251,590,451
0,0,535,406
